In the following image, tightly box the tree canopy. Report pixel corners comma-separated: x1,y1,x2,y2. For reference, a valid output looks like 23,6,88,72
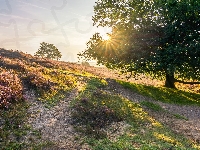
78,0,200,88
35,42,62,60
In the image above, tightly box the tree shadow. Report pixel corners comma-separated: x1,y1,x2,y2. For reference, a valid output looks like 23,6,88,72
118,80,200,106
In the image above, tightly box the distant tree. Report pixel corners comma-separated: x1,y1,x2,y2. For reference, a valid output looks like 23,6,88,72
35,42,62,60
81,61,90,66
78,0,200,88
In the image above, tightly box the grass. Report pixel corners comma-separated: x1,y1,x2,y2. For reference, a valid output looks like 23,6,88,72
1,49,200,149
71,78,200,149
173,113,188,120
0,101,56,149
0,49,98,148
0,101,29,149
117,80,200,106
140,101,189,120
140,101,164,112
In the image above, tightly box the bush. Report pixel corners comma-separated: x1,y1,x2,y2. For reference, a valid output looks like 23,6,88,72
25,71,54,91
0,69,23,108
81,61,90,66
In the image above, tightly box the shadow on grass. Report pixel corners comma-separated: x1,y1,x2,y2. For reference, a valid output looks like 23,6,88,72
71,78,149,139
117,80,200,106
71,78,200,149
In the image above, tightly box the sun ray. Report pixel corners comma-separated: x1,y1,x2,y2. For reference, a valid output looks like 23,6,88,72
101,33,110,41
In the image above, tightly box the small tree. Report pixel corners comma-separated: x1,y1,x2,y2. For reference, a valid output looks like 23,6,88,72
35,42,62,60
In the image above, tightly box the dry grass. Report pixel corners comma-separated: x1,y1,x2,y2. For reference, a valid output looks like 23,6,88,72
79,65,200,94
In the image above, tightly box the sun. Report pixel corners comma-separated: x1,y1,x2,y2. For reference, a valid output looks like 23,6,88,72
101,33,110,41
95,26,112,41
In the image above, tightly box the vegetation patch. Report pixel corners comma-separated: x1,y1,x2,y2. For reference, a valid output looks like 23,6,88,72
0,49,79,108
23,67,77,107
140,101,164,112
0,101,50,149
0,102,28,149
173,114,188,121
71,78,199,149
118,80,200,106
0,68,24,108
72,78,147,138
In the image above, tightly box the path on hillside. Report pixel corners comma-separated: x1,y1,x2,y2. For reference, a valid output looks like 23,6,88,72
105,79,200,143
24,89,91,149
24,78,200,149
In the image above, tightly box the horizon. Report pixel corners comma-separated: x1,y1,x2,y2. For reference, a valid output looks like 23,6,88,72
0,47,104,67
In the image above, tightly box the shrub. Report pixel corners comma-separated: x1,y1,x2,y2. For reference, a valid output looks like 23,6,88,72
25,71,54,90
81,61,90,66
0,68,23,108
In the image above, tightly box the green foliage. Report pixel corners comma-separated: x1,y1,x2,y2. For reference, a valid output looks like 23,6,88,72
140,101,188,120
34,42,62,60
118,80,200,106
78,0,200,88
0,101,53,149
72,78,120,138
173,114,188,121
23,67,76,105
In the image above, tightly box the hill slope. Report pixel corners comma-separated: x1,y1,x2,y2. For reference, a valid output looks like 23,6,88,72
0,49,200,149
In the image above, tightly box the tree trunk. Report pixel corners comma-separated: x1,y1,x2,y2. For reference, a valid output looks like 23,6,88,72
165,73,176,88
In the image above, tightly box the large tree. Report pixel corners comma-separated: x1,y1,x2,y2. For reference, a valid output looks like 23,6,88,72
78,0,200,88
35,42,62,60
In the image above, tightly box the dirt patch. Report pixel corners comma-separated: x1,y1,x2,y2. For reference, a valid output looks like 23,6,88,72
24,89,91,149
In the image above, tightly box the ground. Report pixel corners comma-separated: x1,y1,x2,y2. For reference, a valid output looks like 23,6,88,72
0,50,199,149
22,76,200,149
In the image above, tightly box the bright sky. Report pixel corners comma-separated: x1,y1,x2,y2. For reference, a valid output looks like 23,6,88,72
0,0,111,62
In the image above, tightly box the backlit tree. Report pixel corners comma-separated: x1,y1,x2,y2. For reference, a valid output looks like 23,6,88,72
78,0,200,88
35,42,62,60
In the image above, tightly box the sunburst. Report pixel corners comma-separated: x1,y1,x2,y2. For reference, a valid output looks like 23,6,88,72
101,33,110,41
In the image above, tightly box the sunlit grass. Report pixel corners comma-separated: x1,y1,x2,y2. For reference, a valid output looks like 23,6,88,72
117,80,200,106
140,101,164,112
153,132,181,146
71,78,199,149
1,49,200,149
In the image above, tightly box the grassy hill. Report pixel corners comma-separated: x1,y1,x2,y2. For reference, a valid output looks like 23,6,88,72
0,48,200,149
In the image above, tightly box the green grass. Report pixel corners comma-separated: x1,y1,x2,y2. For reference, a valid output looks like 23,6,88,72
71,78,200,149
173,113,188,120
0,102,29,149
140,101,188,120
140,101,164,112
117,80,200,106
0,101,54,149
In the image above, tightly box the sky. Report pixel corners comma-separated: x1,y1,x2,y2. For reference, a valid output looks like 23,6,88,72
0,0,111,62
